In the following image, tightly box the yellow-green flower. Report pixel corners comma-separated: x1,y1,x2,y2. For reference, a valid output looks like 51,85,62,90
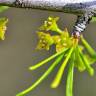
39,16,62,34
36,32,54,50
55,28,72,52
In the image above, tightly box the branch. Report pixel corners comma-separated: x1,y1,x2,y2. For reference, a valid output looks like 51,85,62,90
0,0,86,14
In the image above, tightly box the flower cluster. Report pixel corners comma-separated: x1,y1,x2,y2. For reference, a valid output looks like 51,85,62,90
17,16,96,96
0,18,8,40
0,6,9,40
37,16,72,52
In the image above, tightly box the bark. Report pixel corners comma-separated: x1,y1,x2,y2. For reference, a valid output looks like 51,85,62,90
0,0,87,14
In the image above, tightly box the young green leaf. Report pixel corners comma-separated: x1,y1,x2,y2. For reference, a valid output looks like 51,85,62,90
81,35,96,58
75,46,86,72
51,47,74,88
29,48,68,70
16,54,64,96
66,53,74,96
78,47,94,76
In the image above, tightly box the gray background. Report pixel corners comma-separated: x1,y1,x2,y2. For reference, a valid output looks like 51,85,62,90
0,8,96,96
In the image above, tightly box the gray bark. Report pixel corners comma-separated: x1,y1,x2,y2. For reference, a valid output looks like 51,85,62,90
0,0,95,15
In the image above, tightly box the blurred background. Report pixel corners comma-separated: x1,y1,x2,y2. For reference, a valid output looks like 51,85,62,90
0,8,96,96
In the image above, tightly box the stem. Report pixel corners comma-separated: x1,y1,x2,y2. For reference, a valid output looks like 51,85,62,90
29,48,68,70
16,54,64,96
66,52,74,96
51,47,74,88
